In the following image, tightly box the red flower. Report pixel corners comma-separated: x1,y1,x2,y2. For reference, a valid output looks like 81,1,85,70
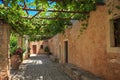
15,48,23,54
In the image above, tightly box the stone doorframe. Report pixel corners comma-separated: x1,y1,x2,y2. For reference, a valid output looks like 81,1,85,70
64,39,69,63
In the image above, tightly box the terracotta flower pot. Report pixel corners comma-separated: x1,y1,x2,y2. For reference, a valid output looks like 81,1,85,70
10,55,21,69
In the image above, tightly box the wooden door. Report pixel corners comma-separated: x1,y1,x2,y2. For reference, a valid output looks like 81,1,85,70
33,45,37,54
64,41,68,63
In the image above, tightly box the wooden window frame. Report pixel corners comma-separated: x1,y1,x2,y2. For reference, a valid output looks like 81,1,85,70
107,17,120,53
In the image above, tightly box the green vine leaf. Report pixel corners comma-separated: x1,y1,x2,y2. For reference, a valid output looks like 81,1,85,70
0,0,97,40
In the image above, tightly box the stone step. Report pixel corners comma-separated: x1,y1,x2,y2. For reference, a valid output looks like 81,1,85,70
62,63,104,80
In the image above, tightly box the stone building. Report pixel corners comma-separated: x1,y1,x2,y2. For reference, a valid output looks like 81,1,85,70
48,0,120,80
29,40,48,54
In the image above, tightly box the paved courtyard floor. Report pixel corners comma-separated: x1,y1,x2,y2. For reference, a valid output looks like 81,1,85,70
10,54,72,80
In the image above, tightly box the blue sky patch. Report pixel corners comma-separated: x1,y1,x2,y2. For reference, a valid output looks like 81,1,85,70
0,0,3,4
28,11,38,16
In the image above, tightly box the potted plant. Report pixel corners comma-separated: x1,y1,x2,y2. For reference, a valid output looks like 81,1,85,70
44,46,52,55
10,47,24,69
44,46,49,53
10,54,21,69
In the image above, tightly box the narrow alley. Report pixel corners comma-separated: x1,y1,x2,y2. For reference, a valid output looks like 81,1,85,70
0,0,120,80
10,54,72,80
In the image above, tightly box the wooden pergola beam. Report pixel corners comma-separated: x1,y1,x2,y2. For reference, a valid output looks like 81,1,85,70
22,16,84,20
31,11,42,19
33,23,72,26
23,2,29,15
22,8,89,14
48,0,105,5
35,17,79,20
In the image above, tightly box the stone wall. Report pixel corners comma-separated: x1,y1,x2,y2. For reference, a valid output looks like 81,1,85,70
29,40,48,54
0,22,10,80
48,1,120,80
105,0,120,79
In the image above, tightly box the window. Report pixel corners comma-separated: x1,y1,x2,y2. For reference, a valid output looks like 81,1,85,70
107,17,120,53
40,45,43,49
113,18,120,47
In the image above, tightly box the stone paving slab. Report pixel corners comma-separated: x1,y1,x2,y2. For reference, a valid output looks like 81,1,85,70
10,54,72,80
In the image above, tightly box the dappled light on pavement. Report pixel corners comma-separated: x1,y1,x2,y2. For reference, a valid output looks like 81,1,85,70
10,54,72,80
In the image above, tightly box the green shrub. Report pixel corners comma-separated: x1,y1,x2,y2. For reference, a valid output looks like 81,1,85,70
44,46,49,53
10,34,17,56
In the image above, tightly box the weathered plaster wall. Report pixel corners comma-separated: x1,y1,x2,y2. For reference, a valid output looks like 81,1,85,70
105,0,120,80
48,35,60,58
0,23,10,80
30,40,48,54
48,1,120,80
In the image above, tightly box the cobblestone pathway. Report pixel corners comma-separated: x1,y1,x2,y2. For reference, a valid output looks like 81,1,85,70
10,54,72,80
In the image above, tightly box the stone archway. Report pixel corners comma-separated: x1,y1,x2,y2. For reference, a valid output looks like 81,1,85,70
0,21,10,80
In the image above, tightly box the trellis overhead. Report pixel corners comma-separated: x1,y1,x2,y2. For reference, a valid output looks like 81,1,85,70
0,0,105,40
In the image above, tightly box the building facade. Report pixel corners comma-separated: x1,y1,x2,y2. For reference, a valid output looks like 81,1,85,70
48,0,120,80
30,40,48,54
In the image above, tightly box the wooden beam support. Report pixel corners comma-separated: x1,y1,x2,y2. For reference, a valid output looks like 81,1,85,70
36,17,80,20
22,8,89,14
22,16,85,20
32,23,72,26
23,2,29,15
31,11,42,19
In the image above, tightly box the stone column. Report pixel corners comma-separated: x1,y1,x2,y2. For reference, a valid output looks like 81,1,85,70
0,22,10,80
23,35,29,59
17,36,23,48
23,35,29,53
